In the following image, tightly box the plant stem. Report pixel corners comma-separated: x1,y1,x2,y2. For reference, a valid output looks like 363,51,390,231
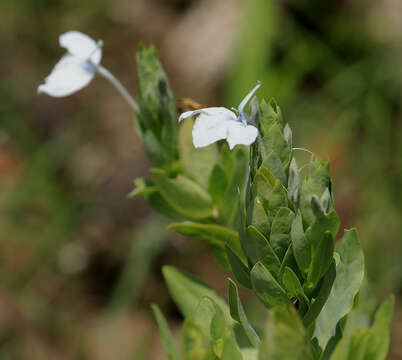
96,65,140,113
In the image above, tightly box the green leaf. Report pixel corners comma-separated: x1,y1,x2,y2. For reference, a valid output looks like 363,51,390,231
331,295,395,360
259,99,284,135
251,166,287,226
226,246,252,289
291,210,310,273
220,148,249,224
152,169,214,220
143,189,187,221
249,197,271,237
169,222,243,262
299,158,331,227
182,320,209,360
151,304,182,360
288,158,300,206
261,151,287,186
259,307,314,360
246,225,281,277
305,210,339,270
208,164,229,206
282,267,309,314
261,121,291,169
366,294,394,359
129,178,157,197
329,276,377,360
179,117,219,190
251,262,288,308
162,266,230,320
284,123,292,149
310,194,326,220
136,45,178,167
228,279,260,347
307,231,334,288
302,261,336,328
320,188,332,213
270,207,295,261
313,229,364,350
142,130,172,168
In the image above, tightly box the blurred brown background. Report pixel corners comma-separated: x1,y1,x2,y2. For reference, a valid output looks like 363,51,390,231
0,0,402,358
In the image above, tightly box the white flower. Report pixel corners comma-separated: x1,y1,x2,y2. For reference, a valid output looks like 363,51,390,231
38,31,102,97
179,82,261,149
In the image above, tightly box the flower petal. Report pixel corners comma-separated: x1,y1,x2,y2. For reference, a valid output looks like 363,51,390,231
226,122,258,150
238,81,261,114
38,54,95,97
59,31,102,65
192,112,233,148
178,107,236,122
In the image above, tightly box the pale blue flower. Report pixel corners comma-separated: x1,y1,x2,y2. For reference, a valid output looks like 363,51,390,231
38,31,102,97
179,82,261,149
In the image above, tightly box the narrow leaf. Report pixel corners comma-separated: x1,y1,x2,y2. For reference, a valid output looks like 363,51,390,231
228,279,260,347
291,210,311,273
151,304,182,360
226,246,252,289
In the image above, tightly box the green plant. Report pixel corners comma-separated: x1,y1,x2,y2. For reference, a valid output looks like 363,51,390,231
131,46,395,359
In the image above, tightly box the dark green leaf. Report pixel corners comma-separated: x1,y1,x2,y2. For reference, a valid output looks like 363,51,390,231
228,279,260,347
248,197,270,237
246,225,281,277
306,210,340,254
270,207,295,261
226,246,252,289
303,261,336,328
307,231,334,288
282,267,309,313
310,194,326,220
251,262,288,308
291,210,311,273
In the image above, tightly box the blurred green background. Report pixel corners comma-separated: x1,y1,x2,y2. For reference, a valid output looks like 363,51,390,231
0,0,401,358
